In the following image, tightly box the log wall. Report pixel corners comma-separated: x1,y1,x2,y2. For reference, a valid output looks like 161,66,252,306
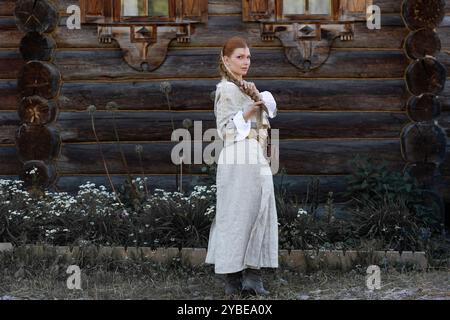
0,0,449,204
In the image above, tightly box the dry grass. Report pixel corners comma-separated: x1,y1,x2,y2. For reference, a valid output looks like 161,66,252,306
1,260,448,300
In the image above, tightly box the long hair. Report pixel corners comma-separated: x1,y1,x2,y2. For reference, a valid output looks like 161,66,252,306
218,36,268,128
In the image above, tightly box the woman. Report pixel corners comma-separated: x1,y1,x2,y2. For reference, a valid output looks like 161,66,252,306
205,36,278,296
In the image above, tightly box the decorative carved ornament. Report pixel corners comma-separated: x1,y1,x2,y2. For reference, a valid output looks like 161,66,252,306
243,0,373,71
80,0,208,71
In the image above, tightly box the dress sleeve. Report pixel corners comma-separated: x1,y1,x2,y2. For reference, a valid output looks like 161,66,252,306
214,84,250,141
260,91,277,118
232,110,251,141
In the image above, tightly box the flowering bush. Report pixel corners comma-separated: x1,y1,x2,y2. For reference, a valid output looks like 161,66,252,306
0,179,216,248
278,205,357,251
0,164,441,252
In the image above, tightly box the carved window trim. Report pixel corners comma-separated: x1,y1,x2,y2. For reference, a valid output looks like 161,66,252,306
79,0,208,71
242,0,373,72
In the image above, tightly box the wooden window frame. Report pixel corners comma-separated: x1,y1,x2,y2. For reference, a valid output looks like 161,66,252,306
117,0,176,23
244,0,370,23
277,0,339,21
81,0,208,24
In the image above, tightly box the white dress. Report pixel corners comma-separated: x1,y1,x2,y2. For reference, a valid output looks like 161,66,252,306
205,79,279,274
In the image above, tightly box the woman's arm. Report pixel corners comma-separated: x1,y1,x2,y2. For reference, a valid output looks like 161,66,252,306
215,84,251,141
241,81,277,118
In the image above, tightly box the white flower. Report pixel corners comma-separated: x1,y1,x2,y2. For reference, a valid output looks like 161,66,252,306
297,208,308,217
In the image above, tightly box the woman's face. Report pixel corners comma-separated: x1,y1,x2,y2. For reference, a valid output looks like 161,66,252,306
224,47,251,79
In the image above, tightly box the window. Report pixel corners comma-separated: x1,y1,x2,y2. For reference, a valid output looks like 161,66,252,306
282,0,332,19
121,0,169,17
80,0,208,24
243,0,372,22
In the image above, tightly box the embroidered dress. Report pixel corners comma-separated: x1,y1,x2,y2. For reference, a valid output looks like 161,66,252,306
205,79,279,274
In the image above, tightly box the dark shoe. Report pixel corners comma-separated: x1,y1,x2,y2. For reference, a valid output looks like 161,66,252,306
224,271,242,295
242,268,270,296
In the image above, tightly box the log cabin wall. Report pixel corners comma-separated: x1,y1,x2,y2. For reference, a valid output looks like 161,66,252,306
0,0,449,208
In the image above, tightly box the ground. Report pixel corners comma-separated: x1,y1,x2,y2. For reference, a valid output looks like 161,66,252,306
1,262,448,300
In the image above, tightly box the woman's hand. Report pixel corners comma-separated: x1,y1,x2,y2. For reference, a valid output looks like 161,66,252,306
243,101,265,122
240,80,260,96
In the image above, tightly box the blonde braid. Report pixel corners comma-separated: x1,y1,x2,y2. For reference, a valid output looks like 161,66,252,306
218,49,268,129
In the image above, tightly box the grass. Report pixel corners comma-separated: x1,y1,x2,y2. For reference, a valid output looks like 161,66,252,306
0,250,448,300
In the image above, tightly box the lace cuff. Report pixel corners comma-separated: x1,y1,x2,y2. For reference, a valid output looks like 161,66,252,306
260,91,277,118
232,110,251,141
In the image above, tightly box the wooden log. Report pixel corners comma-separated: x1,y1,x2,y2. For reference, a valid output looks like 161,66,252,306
0,110,409,143
4,16,449,50
17,60,62,99
3,78,441,114
406,94,442,122
400,122,447,164
0,139,410,175
0,0,17,16
0,50,25,79
4,48,450,81
59,110,408,141
0,80,19,110
2,171,450,204
18,95,58,125
404,28,441,60
52,49,411,81
405,57,447,96
55,79,409,112
19,160,57,189
14,0,59,34
404,162,441,186
54,17,412,49
0,173,363,203
15,124,61,162
401,0,446,30
0,78,419,112
20,32,56,61
52,140,405,175
0,15,424,50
